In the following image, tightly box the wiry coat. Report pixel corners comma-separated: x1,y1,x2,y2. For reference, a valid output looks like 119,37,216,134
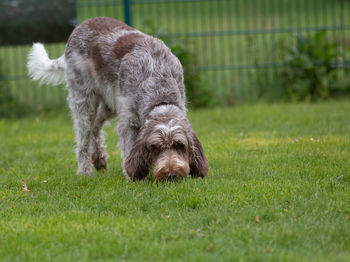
28,17,208,180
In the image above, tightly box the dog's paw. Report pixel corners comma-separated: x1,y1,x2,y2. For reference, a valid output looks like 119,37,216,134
92,152,108,171
76,168,93,176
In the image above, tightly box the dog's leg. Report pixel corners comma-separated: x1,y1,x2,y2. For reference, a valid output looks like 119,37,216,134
68,88,98,176
90,102,113,171
116,118,139,177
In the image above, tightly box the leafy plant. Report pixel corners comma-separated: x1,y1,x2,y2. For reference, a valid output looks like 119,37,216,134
280,31,350,101
140,19,214,108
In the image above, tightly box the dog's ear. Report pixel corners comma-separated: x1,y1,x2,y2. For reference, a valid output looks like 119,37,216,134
124,139,149,180
189,131,209,178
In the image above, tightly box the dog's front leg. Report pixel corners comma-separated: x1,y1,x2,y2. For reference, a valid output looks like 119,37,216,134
116,118,140,178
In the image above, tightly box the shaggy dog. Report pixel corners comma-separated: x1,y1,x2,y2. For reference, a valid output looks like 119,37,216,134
27,17,208,180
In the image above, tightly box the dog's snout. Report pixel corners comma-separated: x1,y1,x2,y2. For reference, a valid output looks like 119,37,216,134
153,150,189,180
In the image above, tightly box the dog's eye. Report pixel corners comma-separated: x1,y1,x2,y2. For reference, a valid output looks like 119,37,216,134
173,142,185,151
149,144,160,151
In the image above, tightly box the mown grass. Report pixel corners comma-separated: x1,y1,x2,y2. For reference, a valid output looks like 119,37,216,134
1,101,350,261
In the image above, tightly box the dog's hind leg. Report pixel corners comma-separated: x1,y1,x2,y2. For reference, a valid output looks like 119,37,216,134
68,87,98,176
90,102,114,171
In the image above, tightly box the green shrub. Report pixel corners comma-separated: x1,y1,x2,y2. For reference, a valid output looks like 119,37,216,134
140,20,214,108
165,37,214,108
280,31,350,101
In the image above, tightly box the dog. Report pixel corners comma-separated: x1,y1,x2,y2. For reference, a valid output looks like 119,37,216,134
27,17,208,181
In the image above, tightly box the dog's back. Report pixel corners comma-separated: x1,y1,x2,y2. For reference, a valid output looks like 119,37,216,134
65,17,185,114
65,16,141,84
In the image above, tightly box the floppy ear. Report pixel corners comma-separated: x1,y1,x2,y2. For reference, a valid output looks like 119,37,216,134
124,139,149,180
189,131,209,178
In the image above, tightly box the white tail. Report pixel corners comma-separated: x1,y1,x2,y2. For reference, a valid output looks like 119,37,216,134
27,43,66,86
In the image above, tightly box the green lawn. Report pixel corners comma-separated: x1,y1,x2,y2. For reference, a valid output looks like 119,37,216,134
0,101,349,261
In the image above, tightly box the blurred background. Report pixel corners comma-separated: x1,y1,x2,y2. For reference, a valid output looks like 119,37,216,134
0,0,349,117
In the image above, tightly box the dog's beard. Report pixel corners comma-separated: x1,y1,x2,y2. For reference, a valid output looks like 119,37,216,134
152,150,189,180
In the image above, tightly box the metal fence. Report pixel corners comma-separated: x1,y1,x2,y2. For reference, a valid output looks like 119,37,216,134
1,0,349,109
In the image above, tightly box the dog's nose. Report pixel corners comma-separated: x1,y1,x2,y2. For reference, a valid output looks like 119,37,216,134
165,172,178,180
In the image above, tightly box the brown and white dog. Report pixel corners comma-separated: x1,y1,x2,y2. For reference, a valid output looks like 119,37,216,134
27,17,208,181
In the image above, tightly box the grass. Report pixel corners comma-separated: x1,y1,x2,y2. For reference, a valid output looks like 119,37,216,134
1,101,350,261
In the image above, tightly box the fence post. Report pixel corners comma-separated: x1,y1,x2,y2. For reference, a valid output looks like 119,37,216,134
123,0,132,26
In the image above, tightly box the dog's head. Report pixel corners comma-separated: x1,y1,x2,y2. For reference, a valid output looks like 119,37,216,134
124,107,208,181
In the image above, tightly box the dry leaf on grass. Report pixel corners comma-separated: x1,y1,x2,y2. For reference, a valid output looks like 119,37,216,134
265,248,271,254
207,243,215,251
255,216,260,223
22,179,30,192
284,209,289,213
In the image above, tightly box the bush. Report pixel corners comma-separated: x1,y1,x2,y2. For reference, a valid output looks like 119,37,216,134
280,31,350,101
141,20,214,108
165,37,214,108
